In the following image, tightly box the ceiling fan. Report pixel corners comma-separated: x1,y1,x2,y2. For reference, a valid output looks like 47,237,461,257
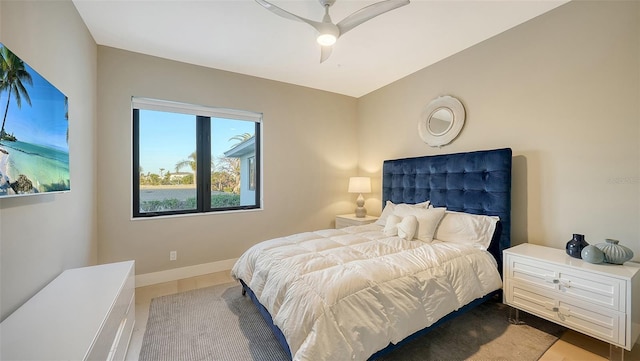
255,0,410,63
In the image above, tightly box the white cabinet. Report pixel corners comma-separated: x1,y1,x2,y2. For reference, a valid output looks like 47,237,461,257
504,244,640,353
1,261,135,361
335,214,379,229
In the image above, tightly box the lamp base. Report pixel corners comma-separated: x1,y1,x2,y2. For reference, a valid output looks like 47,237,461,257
355,193,366,218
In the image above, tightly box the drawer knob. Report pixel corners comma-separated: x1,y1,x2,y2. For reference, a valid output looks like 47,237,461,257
545,303,559,312
544,276,560,284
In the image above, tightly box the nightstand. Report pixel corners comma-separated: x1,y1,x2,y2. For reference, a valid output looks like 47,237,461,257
335,214,378,229
503,243,640,360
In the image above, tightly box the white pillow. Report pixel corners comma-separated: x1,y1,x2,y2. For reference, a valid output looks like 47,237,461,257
434,211,499,250
375,200,431,226
397,215,418,241
393,205,446,242
375,201,397,226
383,214,402,236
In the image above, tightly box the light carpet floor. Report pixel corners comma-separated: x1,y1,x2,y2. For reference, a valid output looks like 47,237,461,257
139,282,565,361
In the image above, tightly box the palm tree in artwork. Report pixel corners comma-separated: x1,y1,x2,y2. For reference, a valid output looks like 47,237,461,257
0,45,33,140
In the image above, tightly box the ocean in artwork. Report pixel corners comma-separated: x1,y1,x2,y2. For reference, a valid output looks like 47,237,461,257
0,42,70,197
1,140,70,193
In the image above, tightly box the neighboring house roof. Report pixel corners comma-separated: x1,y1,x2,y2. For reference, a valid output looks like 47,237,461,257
224,137,255,158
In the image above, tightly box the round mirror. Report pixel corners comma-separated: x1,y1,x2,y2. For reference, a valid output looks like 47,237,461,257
428,107,454,136
418,95,465,147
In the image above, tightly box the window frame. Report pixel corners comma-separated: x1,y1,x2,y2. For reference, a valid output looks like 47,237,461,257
248,156,256,191
132,97,262,218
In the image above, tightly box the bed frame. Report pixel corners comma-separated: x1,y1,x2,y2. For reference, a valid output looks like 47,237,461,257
240,147,512,360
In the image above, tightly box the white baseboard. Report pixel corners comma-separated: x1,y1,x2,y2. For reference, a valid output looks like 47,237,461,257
135,258,238,287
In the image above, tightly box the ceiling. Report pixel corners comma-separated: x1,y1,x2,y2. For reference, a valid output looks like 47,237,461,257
72,0,567,98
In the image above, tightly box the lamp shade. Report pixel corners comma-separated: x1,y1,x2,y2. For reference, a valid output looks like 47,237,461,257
348,177,371,194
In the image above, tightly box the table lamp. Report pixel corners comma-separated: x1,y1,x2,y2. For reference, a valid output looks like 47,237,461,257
348,177,371,218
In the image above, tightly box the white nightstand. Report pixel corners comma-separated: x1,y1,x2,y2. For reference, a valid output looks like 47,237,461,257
335,214,379,229
503,243,640,360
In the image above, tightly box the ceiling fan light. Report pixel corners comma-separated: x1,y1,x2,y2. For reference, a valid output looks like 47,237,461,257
317,33,337,46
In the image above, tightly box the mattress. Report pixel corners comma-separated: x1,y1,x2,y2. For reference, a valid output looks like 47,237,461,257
231,224,503,361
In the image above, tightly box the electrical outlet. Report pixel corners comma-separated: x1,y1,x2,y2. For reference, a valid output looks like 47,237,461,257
170,251,177,261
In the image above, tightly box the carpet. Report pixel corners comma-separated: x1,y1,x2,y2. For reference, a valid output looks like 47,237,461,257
139,282,565,361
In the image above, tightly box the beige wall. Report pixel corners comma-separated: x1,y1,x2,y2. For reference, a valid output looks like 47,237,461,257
1,0,638,320
358,1,639,256
0,0,98,320
96,47,358,274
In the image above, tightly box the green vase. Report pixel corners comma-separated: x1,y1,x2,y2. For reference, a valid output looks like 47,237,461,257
595,239,634,265
581,245,604,264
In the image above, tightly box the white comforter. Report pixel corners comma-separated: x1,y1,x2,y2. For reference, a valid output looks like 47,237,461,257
231,224,503,361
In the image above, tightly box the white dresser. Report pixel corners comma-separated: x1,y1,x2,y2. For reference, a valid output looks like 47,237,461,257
1,260,135,361
504,244,640,357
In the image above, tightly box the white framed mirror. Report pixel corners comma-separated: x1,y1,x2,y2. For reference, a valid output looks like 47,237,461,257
418,95,465,147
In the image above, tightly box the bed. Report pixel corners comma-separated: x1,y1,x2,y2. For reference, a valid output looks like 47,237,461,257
232,148,512,361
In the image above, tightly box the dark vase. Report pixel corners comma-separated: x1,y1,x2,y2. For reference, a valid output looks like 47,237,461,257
566,233,588,259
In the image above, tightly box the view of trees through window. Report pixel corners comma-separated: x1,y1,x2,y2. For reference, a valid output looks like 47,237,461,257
132,99,261,217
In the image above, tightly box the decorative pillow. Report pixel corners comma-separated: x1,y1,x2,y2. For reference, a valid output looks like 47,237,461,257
383,215,402,236
375,200,431,226
397,215,418,241
375,201,397,226
393,205,446,242
433,211,499,250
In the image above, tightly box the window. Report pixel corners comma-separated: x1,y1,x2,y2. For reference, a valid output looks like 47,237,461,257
132,97,261,218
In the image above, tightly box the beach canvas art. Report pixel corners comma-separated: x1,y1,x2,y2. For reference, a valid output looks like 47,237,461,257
0,43,70,197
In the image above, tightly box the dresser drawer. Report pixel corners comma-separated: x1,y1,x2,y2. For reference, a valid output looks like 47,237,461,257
108,292,135,361
507,280,625,345
86,261,135,361
506,254,625,312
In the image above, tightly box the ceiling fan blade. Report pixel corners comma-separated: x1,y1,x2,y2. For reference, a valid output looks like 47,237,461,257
337,0,410,35
320,45,333,63
255,0,325,32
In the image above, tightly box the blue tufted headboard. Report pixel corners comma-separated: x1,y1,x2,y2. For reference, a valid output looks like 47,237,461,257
382,148,512,270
